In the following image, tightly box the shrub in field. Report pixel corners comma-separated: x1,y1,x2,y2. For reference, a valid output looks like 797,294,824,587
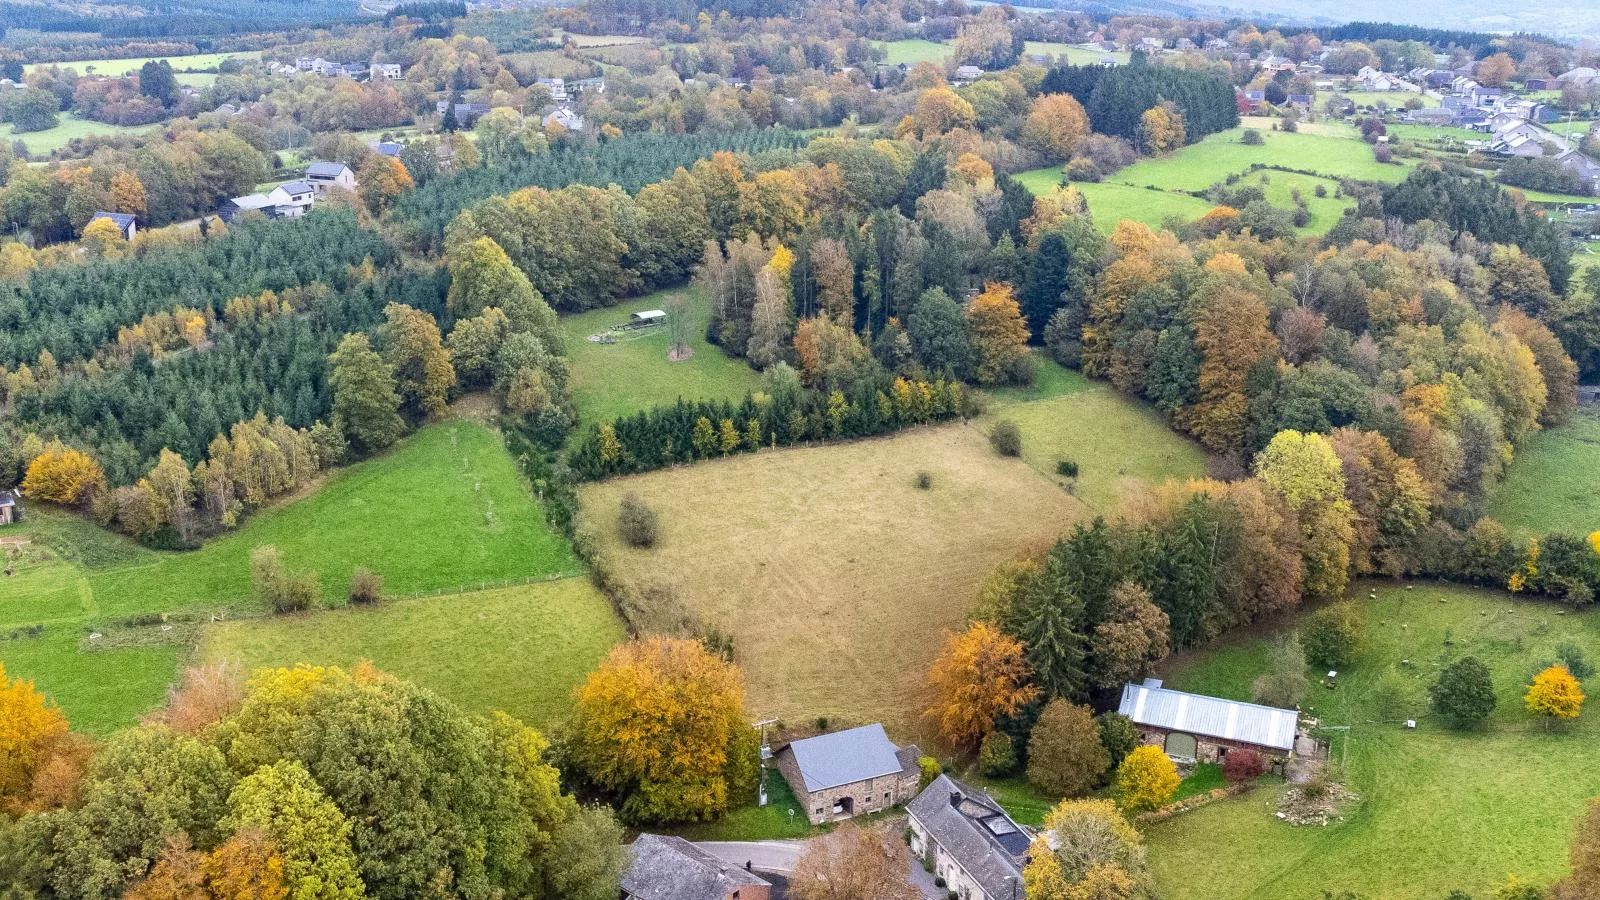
915,471,933,490
1241,129,1264,145
251,545,320,614
1301,602,1363,669
618,492,660,549
990,420,1022,457
349,568,384,605
1056,459,1078,477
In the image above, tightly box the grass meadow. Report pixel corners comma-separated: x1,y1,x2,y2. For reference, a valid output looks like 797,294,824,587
200,578,623,728
1019,126,1409,234
25,51,259,79
1487,410,1600,537
10,113,159,156
872,39,950,65
578,422,1087,743
980,358,1210,515
561,288,761,425
1144,581,1600,899
1,418,591,732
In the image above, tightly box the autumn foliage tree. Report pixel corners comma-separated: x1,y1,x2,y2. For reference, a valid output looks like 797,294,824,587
1526,664,1584,725
965,282,1032,385
571,637,758,824
0,662,70,811
788,822,920,900
1022,93,1091,162
1024,798,1151,898
925,621,1040,752
1112,745,1180,813
1026,699,1110,798
21,443,106,506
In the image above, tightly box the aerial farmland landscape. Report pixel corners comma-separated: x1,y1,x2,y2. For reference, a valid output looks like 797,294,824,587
1,0,1599,896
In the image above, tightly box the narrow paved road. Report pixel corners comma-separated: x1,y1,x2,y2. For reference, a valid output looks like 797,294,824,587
694,839,806,874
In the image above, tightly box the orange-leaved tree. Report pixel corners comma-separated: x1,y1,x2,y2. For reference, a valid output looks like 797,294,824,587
571,636,758,824
1527,664,1585,725
925,620,1039,752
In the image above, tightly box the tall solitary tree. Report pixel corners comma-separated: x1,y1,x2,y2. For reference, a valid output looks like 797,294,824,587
1430,656,1497,727
925,621,1040,751
328,333,405,455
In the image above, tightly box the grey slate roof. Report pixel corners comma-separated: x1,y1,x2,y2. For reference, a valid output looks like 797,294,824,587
1118,680,1297,752
621,834,770,900
306,161,350,178
783,723,905,792
278,181,314,195
908,775,1027,899
90,211,136,229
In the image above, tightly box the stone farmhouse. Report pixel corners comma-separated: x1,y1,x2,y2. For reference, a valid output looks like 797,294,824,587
908,775,1030,900
774,723,920,825
1119,678,1300,769
621,834,771,900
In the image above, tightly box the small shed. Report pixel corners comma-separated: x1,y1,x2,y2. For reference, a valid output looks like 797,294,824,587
629,309,668,328
0,490,16,526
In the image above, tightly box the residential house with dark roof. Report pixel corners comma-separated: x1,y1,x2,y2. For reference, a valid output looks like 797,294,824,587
774,723,920,825
1119,678,1299,767
908,775,1029,900
621,834,772,900
0,489,17,526
89,211,136,241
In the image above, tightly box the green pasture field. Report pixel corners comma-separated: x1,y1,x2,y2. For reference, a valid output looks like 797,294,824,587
561,288,761,425
24,51,259,79
1145,581,1600,899
10,113,158,156
1,419,584,732
1487,410,1600,538
200,577,623,728
873,39,950,66
981,367,1210,515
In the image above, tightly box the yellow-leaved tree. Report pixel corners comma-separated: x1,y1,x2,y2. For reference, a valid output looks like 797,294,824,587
1526,664,1584,725
21,443,106,506
965,283,1031,386
924,620,1039,752
571,637,758,824
1024,798,1150,900
1112,745,1180,814
0,662,70,809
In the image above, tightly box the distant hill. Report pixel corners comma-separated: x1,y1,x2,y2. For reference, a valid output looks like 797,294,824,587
1159,0,1599,41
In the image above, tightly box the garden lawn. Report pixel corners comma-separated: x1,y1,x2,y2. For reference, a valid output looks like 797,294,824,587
1487,410,1600,537
199,577,623,728
872,39,950,65
0,626,181,735
1144,581,1600,899
982,382,1209,515
577,422,1086,743
1075,183,1216,233
561,288,760,425
10,113,159,156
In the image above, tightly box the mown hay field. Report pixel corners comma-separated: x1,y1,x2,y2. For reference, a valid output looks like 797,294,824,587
577,422,1086,741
